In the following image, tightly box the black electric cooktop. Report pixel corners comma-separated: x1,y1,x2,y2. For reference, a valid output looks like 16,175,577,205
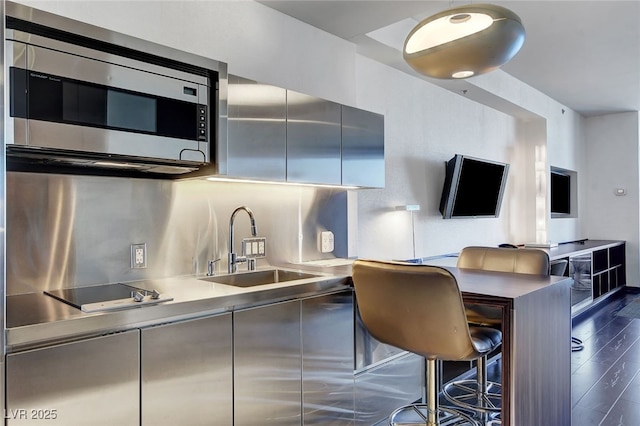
44,283,173,312
44,283,153,311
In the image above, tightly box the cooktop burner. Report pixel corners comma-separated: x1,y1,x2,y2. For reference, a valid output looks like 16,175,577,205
44,283,172,313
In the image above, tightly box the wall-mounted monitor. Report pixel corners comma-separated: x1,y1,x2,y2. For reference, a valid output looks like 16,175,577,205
439,154,510,219
551,170,571,215
550,167,577,218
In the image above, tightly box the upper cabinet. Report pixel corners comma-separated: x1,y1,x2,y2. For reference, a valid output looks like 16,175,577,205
286,91,342,185
342,105,385,188
224,75,384,188
226,75,287,181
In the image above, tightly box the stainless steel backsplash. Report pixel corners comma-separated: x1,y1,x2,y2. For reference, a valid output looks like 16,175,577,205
6,172,349,295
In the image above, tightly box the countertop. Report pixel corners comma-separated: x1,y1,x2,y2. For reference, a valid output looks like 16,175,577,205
543,239,624,260
414,240,625,265
8,241,618,352
6,264,351,352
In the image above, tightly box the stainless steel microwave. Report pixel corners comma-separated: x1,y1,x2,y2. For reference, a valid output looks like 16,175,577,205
4,2,226,176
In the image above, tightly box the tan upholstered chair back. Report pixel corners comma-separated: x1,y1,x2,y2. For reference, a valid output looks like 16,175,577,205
457,246,550,276
352,259,482,361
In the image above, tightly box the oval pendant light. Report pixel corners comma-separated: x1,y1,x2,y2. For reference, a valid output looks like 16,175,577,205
403,3,525,79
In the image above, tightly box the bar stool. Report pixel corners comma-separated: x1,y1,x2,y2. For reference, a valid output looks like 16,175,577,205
352,259,502,426
445,246,550,419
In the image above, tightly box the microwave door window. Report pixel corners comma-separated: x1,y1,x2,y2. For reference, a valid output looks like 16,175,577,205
63,83,107,126
107,90,156,133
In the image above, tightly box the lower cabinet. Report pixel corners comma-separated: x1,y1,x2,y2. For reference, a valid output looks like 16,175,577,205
5,290,359,426
302,291,355,425
6,330,140,426
234,289,355,426
141,313,233,425
5,315,234,426
234,299,303,426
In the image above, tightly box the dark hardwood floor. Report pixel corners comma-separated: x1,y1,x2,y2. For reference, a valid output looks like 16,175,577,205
571,289,640,426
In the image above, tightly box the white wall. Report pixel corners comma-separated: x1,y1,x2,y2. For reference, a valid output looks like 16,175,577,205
17,0,596,262
546,108,587,243
585,112,640,286
470,69,588,245
19,0,358,105
351,56,527,259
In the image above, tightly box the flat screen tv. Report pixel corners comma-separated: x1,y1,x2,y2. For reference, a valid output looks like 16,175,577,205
439,154,510,219
550,170,571,215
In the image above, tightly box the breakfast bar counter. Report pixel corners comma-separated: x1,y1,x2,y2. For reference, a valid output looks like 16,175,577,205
435,266,572,426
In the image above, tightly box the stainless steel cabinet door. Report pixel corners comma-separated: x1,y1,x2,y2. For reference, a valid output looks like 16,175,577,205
141,313,233,426
341,105,384,188
226,75,287,181
234,300,302,426
287,91,342,185
6,331,140,426
302,290,355,425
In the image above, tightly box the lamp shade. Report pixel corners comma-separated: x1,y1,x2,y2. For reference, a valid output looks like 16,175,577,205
403,3,525,79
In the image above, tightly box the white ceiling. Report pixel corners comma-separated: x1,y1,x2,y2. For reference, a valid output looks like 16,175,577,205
258,0,640,117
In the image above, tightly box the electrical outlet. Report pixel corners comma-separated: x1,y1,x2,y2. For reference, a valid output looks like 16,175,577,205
131,243,147,268
319,231,334,253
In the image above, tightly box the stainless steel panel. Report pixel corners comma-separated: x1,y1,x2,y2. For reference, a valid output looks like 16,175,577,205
6,26,26,154
6,174,349,296
6,330,140,425
341,106,384,188
1,3,6,415
17,41,207,102
5,2,225,76
354,353,424,426
234,300,302,426
302,290,354,425
21,120,204,163
287,90,341,185
7,32,209,85
226,75,286,180
141,313,232,426
354,296,405,372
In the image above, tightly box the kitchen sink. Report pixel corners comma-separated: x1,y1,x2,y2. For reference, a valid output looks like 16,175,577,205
201,269,322,287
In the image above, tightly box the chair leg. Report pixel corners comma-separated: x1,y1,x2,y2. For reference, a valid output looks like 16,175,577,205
427,358,438,425
389,359,479,426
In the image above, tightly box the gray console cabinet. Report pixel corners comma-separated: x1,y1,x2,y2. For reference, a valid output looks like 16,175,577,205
6,330,140,426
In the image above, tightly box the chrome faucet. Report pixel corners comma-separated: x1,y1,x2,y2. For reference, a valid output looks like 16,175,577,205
228,206,258,273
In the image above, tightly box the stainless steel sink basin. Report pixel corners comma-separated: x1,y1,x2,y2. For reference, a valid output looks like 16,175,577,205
202,269,322,287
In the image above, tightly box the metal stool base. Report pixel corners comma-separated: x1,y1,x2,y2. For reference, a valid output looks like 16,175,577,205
389,403,479,426
572,336,584,352
442,379,502,413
